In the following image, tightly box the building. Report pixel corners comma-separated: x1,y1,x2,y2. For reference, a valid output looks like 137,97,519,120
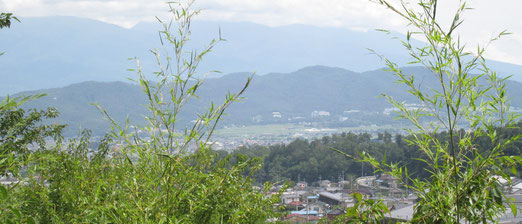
296,181,308,190
320,180,332,188
318,192,353,206
311,110,330,118
282,192,301,204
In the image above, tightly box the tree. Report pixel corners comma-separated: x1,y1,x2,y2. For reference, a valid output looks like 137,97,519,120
1,1,284,223
0,13,19,29
0,107,64,174
335,0,522,223
330,193,389,224
0,12,19,56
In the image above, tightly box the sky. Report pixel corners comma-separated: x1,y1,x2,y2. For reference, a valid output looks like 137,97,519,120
2,0,522,65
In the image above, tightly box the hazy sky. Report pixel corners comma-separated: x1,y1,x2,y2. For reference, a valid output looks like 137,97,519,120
3,0,522,65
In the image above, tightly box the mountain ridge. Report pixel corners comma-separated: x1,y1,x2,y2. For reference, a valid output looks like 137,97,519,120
8,65,522,136
2,16,522,95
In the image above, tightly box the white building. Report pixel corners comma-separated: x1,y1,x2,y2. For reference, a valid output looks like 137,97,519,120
311,110,330,117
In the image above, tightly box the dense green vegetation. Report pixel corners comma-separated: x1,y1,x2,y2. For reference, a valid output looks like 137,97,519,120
9,65,522,136
354,0,522,223
1,2,284,223
222,123,522,184
0,13,18,30
2,128,281,223
2,0,522,223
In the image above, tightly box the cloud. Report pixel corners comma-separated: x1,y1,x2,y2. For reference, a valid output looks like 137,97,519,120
2,0,522,65
3,0,168,28
4,0,405,29
195,0,406,30
39,0,116,2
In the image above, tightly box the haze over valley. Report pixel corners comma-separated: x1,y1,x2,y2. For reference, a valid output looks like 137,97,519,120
2,16,522,95
4,1,522,223
4,16,522,146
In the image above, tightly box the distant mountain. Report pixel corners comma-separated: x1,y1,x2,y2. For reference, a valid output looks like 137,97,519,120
12,66,522,136
1,16,522,95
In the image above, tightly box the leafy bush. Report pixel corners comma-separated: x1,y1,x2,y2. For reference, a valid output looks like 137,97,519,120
335,0,522,223
1,1,283,223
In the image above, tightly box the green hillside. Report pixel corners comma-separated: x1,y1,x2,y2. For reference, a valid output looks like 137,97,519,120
9,65,522,136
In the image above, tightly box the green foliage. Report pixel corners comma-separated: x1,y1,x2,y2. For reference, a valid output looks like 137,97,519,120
0,94,46,111
338,0,522,223
0,12,19,56
0,95,64,223
331,193,389,224
233,124,522,184
1,1,283,223
5,132,279,223
0,13,19,29
89,1,282,221
256,133,403,183
12,66,522,136
0,107,64,174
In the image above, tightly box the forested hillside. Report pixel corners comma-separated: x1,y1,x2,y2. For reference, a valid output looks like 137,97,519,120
221,122,522,184
10,65,522,136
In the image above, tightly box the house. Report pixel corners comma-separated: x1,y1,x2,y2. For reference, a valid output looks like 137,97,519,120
318,192,353,207
386,194,522,223
377,174,400,188
338,180,351,189
320,180,332,188
282,192,302,204
307,195,319,200
296,181,308,190
318,192,342,205
385,203,414,222
325,186,343,193
305,201,328,215
288,201,306,210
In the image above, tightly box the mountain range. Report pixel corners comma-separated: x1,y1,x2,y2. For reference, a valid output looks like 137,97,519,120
1,16,522,95
12,65,522,136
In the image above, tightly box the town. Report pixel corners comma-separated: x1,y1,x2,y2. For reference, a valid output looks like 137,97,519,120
267,175,522,223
